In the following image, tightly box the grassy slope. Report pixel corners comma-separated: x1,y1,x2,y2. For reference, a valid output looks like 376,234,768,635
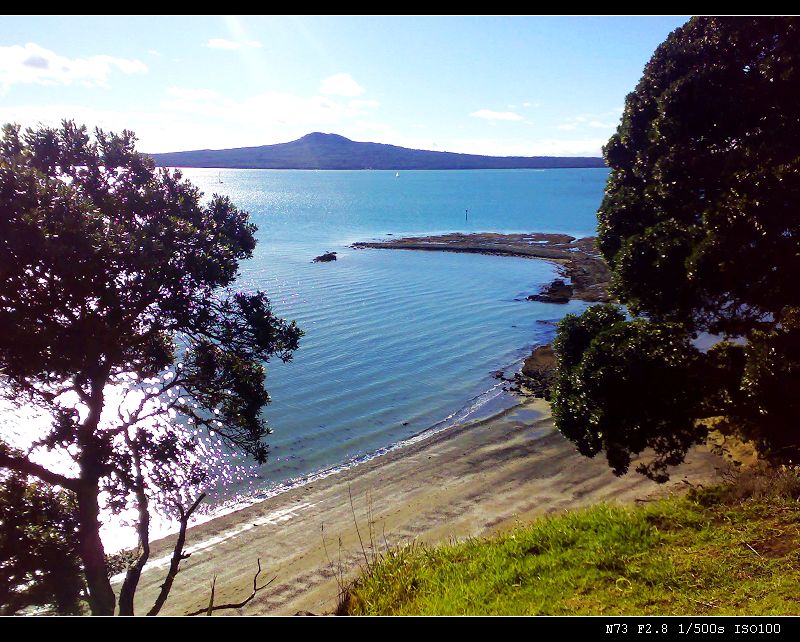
344,484,800,616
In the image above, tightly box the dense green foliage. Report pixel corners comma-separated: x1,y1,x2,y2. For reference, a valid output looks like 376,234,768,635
0,473,84,614
0,121,301,614
553,306,709,481
600,17,800,333
345,476,800,616
552,17,800,477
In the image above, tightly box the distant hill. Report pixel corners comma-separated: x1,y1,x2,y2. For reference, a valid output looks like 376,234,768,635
148,132,606,170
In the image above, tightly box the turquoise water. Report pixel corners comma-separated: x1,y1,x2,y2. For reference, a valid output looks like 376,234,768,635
176,168,609,505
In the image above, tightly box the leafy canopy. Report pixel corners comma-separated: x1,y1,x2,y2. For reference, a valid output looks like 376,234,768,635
0,473,84,614
599,17,800,335
552,17,800,478
0,121,301,614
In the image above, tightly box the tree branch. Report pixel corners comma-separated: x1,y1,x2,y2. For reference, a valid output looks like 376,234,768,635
0,448,79,492
185,559,277,616
146,492,206,616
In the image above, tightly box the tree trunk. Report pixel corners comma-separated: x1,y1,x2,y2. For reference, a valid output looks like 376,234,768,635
74,373,116,615
118,436,150,616
77,481,116,615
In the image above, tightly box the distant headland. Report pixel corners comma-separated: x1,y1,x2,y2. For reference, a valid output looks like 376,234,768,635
147,132,607,170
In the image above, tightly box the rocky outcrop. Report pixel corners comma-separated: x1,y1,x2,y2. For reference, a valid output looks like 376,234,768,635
312,251,337,263
511,345,557,400
527,279,573,304
351,232,612,303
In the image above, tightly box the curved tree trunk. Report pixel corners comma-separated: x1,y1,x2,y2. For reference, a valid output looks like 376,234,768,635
77,481,116,615
118,435,150,616
72,373,117,615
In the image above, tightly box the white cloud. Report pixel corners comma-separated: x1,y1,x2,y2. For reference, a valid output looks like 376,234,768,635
348,99,380,110
147,49,162,57
470,109,524,122
319,73,365,97
529,137,607,156
160,91,370,126
149,85,382,150
205,38,262,50
0,102,180,148
559,110,620,133
166,87,220,101
0,43,147,89
353,120,394,133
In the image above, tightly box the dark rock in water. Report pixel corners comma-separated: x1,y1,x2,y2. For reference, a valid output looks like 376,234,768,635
510,344,557,400
521,345,556,379
527,279,573,303
492,370,505,379
312,251,337,263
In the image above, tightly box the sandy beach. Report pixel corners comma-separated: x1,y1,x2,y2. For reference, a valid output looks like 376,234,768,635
130,399,724,616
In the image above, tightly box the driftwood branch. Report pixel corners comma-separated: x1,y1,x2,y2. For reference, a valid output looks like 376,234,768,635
146,492,206,616
207,577,216,616
185,558,277,616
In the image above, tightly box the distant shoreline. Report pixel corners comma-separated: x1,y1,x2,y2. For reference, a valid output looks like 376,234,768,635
156,166,609,171
149,132,607,170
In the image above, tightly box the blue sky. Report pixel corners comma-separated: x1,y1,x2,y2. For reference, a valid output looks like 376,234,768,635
0,15,689,156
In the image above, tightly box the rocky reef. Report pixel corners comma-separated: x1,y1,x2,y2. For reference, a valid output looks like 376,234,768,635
352,232,611,303
526,279,573,304
513,345,558,400
312,251,338,263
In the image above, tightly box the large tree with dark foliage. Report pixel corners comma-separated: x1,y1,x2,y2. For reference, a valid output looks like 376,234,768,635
0,473,84,614
552,17,800,479
0,121,301,614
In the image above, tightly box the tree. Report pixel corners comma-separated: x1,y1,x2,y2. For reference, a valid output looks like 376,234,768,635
552,17,800,478
0,472,85,614
552,306,712,481
0,121,302,614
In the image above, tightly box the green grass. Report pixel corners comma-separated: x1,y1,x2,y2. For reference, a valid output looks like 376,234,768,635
343,483,800,615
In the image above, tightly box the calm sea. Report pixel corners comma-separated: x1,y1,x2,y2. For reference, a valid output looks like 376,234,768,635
1,167,609,546
178,168,608,506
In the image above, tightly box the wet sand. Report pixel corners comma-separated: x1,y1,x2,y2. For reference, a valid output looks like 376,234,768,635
130,400,724,616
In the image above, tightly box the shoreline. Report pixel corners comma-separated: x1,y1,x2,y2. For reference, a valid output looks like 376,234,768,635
135,381,523,551
131,398,724,615
126,232,639,616
351,231,612,303
128,232,715,616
